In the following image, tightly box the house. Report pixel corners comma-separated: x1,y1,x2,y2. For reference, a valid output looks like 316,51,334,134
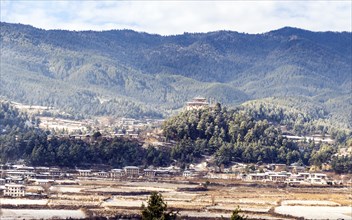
154,169,171,177
269,174,288,182
288,175,305,182
5,177,24,184
273,164,287,172
96,171,109,178
310,173,327,180
144,169,156,177
4,184,26,197
290,165,306,174
49,168,61,177
35,167,50,173
183,170,195,177
35,179,54,186
6,171,25,178
205,173,239,180
77,169,92,177
110,169,124,178
297,172,310,179
307,177,326,185
248,173,267,181
124,166,140,177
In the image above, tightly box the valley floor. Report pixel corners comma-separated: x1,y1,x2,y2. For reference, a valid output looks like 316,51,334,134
1,178,351,220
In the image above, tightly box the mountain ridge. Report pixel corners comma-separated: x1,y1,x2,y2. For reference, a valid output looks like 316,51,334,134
0,22,351,128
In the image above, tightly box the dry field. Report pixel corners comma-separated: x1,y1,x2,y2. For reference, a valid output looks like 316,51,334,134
1,179,351,219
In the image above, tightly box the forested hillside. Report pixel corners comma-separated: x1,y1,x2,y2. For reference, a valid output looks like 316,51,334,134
0,22,351,128
1,100,351,173
0,101,170,167
163,105,352,172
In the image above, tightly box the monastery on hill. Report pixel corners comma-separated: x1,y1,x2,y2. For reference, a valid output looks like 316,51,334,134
185,97,210,111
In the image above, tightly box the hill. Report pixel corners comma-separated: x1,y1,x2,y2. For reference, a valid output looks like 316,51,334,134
0,22,351,128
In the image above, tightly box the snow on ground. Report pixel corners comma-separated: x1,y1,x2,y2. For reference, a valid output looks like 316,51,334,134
0,209,86,220
275,206,352,219
0,198,48,205
281,200,340,206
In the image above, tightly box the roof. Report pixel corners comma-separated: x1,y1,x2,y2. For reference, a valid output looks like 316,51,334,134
249,173,266,176
124,166,139,169
35,179,54,182
111,169,123,172
5,184,25,187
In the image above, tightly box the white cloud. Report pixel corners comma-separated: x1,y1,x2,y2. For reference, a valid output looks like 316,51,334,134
0,1,351,34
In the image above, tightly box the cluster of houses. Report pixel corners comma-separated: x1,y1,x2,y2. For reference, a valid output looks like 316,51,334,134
0,162,343,198
0,164,183,197
51,116,166,141
246,171,329,185
76,166,181,178
184,163,335,185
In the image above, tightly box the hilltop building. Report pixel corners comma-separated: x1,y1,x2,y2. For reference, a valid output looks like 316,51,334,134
185,97,209,111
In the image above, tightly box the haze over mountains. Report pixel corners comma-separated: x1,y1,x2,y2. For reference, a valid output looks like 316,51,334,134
0,22,351,127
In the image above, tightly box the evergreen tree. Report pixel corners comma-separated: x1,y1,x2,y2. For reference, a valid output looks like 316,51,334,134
141,192,177,220
230,206,247,220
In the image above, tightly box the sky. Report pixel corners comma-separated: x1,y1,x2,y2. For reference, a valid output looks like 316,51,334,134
0,1,351,35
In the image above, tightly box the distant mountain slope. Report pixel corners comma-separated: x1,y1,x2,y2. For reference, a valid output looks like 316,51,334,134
0,22,351,128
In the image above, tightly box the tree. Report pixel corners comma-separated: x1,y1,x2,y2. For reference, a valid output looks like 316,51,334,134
141,192,177,220
92,131,102,140
230,206,247,220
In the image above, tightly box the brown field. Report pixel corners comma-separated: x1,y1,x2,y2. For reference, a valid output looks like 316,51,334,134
1,178,351,219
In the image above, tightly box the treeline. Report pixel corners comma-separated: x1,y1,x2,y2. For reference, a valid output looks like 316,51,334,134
0,102,31,133
241,98,351,140
0,101,170,167
0,131,170,168
331,155,352,174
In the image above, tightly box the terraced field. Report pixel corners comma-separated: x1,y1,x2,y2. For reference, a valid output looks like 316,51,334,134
1,179,351,219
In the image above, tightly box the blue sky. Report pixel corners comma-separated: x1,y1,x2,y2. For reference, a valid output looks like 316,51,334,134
0,1,351,35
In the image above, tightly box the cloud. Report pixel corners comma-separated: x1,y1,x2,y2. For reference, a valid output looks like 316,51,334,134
0,1,351,35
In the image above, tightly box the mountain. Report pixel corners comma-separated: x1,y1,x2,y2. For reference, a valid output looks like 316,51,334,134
0,22,351,128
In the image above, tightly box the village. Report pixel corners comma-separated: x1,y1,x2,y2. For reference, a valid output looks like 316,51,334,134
0,160,349,199
1,161,352,220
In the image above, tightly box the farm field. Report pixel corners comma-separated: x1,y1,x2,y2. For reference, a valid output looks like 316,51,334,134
1,179,351,219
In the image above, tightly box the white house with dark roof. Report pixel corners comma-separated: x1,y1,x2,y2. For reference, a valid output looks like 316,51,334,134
4,184,25,197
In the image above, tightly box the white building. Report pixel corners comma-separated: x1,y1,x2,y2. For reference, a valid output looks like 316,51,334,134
4,184,25,197
77,169,92,177
124,166,139,177
35,179,54,186
185,97,209,111
110,169,124,178
310,173,327,180
96,171,109,178
269,174,288,182
297,172,310,179
144,169,156,177
248,173,267,181
183,170,195,177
